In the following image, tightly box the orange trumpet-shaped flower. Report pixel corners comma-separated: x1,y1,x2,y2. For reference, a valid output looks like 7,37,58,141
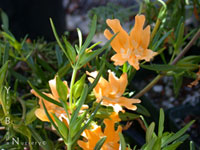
31,77,88,123
78,112,122,150
104,15,157,70
87,71,140,113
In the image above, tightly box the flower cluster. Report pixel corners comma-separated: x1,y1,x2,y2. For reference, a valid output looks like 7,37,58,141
31,14,158,150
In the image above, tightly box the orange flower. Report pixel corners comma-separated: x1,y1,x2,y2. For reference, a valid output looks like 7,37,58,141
78,112,122,150
104,15,157,70
87,70,140,113
31,77,88,123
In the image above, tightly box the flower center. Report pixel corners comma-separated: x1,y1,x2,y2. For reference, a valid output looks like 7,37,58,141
120,48,132,59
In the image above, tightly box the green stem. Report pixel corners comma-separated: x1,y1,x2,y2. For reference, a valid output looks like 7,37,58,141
67,143,72,150
151,19,161,41
69,68,78,111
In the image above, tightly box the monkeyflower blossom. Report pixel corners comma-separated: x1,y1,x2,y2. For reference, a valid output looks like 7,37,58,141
87,70,140,113
104,15,157,70
78,112,122,150
31,77,88,123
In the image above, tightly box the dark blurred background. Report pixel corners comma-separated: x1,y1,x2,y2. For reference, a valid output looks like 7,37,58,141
0,0,66,41
0,0,137,41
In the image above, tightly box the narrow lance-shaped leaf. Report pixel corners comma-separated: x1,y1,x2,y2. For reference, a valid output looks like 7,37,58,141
28,81,62,107
52,114,68,140
70,84,88,127
0,60,9,87
146,122,155,143
62,36,76,63
158,108,164,137
78,33,117,69
162,120,195,147
119,132,126,150
50,18,74,66
79,15,97,57
41,100,61,136
72,100,102,143
88,62,105,93
94,136,107,150
29,126,51,150
56,76,68,101
72,74,86,100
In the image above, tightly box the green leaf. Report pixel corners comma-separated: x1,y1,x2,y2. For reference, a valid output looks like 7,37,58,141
158,108,164,137
119,112,140,121
119,132,126,150
146,122,155,143
141,64,177,71
70,110,87,138
152,137,161,150
152,30,172,51
50,18,74,66
25,107,37,125
88,62,105,94
1,32,21,51
13,124,32,149
70,84,88,127
79,15,97,57
52,114,68,140
72,74,86,100
144,137,156,150
78,33,117,69
162,120,195,147
56,76,68,101
55,45,63,67
175,23,184,53
72,101,102,143
29,126,52,150
136,104,151,117
162,142,182,150
177,55,200,64
28,81,62,107
62,36,76,63
37,56,55,73
41,100,60,136
57,62,71,78
87,41,102,51
0,9,9,29
3,43,9,64
94,136,107,150
172,75,183,97
0,60,9,87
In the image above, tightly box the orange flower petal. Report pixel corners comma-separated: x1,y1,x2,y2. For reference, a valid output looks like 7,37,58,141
142,49,157,61
141,25,150,49
108,71,127,97
49,78,59,100
130,15,145,46
117,97,141,111
128,56,140,70
105,19,129,52
111,53,127,66
35,108,52,122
